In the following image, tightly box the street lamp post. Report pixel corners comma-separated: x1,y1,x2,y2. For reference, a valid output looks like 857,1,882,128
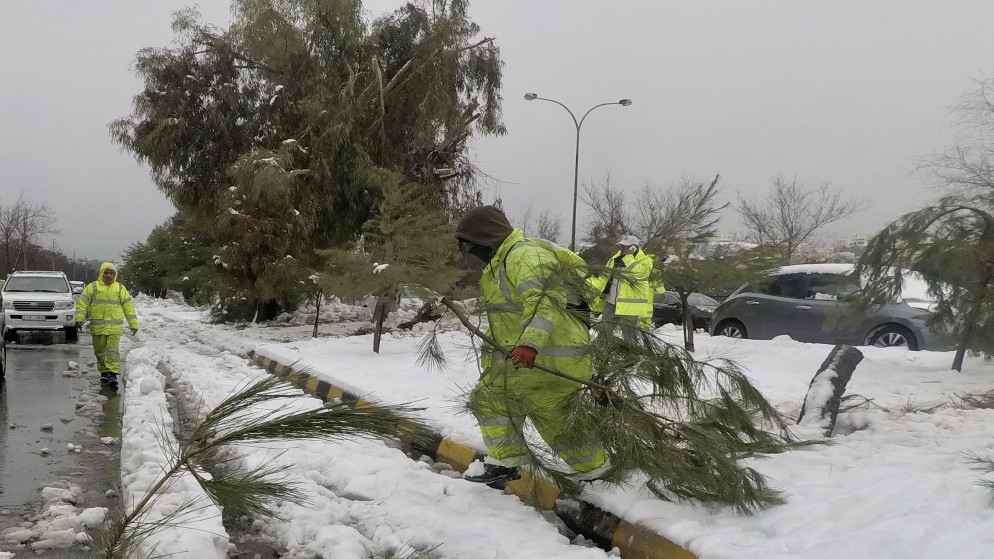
524,93,632,251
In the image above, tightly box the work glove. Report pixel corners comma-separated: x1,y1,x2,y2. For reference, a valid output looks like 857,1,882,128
509,346,537,368
130,327,138,335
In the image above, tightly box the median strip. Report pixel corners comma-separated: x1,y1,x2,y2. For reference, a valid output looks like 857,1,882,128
247,349,696,559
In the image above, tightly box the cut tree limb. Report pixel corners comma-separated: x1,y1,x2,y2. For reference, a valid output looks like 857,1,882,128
797,344,863,437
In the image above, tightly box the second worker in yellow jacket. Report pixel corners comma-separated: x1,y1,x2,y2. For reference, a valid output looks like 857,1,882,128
588,235,654,327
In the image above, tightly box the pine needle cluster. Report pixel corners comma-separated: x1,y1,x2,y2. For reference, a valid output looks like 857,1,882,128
434,255,801,513
851,196,994,370
95,376,432,558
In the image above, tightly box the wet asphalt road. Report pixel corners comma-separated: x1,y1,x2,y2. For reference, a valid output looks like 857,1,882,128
0,331,122,557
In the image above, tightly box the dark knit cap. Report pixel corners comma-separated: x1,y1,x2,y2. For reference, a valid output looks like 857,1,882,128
455,205,514,249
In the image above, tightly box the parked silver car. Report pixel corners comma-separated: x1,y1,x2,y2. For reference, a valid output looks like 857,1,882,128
709,264,948,350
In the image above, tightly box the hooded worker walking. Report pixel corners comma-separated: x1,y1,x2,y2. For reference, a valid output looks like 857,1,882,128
455,205,609,487
75,262,139,389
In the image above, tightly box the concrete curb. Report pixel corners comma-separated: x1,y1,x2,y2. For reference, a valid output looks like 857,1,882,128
247,349,696,559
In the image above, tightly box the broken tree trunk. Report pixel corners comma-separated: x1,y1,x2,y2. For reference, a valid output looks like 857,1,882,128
797,344,863,437
371,285,401,353
312,289,323,338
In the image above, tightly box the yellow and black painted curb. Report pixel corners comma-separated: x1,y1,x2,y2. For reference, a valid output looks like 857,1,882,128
247,349,695,559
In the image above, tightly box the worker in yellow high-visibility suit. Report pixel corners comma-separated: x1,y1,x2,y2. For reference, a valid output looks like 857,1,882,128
587,235,654,327
75,262,139,389
455,205,610,488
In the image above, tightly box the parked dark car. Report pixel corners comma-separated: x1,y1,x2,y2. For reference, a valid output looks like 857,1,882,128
653,291,719,329
709,264,948,350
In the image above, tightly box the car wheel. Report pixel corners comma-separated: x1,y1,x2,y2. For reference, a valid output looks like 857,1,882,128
64,325,79,344
0,336,6,380
866,325,919,350
715,320,748,339
2,329,14,344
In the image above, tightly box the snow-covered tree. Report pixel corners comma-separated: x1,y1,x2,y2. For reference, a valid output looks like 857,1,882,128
112,0,504,320
320,180,463,351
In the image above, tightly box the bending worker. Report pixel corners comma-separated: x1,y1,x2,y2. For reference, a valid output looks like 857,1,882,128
75,262,139,388
455,205,609,487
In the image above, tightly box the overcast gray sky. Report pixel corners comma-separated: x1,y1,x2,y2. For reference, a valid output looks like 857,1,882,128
2,1,992,261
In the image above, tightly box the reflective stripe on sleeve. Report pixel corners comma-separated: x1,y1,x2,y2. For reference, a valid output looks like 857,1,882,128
536,345,591,358
517,277,546,295
486,302,523,313
523,316,555,334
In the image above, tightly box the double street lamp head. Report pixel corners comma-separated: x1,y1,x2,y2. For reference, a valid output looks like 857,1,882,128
522,92,632,251
523,92,634,107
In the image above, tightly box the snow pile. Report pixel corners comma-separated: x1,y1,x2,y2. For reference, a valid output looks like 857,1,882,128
118,346,228,559
0,481,107,552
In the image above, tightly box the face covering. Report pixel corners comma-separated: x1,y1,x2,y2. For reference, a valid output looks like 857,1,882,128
467,243,496,266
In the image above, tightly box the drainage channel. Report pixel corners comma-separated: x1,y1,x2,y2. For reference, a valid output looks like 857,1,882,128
157,362,282,559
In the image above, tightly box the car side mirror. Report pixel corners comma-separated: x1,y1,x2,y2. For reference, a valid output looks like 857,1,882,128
73,287,83,295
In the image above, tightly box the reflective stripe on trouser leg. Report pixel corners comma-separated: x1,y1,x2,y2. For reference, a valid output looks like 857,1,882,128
92,333,122,375
92,334,107,373
522,353,606,473
550,441,608,473
470,370,527,465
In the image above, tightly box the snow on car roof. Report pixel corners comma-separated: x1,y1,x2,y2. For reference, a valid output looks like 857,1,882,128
776,263,854,275
775,263,935,303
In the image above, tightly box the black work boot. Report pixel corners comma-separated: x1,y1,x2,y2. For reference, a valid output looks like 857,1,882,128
464,464,521,489
108,375,119,390
99,372,112,384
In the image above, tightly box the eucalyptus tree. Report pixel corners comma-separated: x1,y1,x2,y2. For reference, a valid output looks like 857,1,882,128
112,0,504,320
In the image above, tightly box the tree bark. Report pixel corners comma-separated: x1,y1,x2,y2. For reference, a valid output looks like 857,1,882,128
680,293,695,352
312,289,322,338
797,344,863,437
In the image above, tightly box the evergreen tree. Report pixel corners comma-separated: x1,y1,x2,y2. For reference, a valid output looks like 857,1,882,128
660,246,780,351
123,214,216,304
852,197,994,371
320,179,463,350
435,273,801,512
111,0,504,320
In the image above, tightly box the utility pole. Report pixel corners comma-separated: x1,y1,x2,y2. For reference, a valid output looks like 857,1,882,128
72,250,76,280
52,239,56,270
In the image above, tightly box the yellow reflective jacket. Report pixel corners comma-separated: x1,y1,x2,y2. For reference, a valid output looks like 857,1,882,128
479,229,592,380
588,249,654,322
75,262,139,335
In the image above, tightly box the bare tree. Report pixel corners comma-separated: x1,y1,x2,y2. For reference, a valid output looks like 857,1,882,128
924,77,994,194
738,174,865,264
580,174,629,258
0,193,58,272
534,210,562,243
632,175,725,257
518,207,564,244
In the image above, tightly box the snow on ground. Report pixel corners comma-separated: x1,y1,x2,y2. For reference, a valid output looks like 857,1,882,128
128,297,609,559
123,295,994,559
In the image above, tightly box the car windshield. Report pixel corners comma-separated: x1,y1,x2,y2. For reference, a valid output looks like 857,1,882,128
688,293,718,306
4,276,69,293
